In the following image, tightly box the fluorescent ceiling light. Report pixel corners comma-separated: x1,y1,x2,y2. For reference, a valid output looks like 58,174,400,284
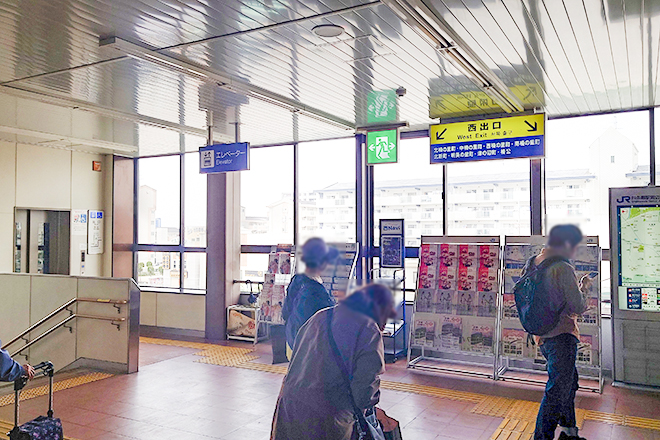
99,37,354,130
381,0,524,114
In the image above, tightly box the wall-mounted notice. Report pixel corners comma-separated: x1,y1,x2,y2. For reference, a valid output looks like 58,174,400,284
88,210,104,254
380,219,404,268
72,210,88,236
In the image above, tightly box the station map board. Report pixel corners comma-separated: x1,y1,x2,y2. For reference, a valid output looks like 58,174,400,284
617,205,660,312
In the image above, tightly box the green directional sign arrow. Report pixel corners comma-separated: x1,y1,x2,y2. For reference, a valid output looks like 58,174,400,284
367,129,398,165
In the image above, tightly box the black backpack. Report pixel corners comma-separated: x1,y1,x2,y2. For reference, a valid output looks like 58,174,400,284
513,256,569,336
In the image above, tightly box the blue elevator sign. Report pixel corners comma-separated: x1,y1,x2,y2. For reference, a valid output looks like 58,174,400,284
199,143,250,174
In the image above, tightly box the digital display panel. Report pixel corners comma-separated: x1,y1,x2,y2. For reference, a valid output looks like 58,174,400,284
617,206,660,311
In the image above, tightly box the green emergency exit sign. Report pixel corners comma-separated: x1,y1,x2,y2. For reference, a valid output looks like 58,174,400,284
367,129,398,165
367,90,397,123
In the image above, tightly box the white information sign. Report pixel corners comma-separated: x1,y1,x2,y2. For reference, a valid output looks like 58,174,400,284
72,210,88,236
88,210,104,254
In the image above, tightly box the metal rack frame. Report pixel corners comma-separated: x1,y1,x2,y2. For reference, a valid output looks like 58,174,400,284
228,280,269,344
408,235,501,379
371,267,407,362
496,236,604,393
249,245,296,342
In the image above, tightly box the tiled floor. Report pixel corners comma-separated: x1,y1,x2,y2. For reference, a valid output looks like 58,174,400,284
0,340,657,439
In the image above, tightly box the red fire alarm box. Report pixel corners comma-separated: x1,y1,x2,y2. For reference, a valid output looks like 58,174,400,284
92,161,102,172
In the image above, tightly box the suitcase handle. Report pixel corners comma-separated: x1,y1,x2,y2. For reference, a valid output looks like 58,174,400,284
11,360,55,430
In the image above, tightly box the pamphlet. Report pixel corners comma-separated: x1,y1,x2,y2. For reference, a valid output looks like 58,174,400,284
416,289,434,313
440,316,462,350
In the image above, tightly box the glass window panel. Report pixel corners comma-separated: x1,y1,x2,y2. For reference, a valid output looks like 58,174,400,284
546,111,650,243
374,137,443,248
298,138,356,243
137,252,180,288
183,253,206,291
240,253,269,282
447,159,530,236
138,156,181,245
241,145,294,245
184,152,207,247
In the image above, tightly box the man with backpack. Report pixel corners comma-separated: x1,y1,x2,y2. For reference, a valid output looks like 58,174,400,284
514,225,592,440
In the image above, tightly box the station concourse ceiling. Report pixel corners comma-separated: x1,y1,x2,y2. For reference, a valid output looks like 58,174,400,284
0,0,658,155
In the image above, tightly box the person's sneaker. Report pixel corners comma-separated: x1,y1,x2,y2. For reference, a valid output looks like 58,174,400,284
558,432,587,440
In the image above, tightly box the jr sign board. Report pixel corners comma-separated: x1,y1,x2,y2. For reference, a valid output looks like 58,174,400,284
430,113,545,164
199,142,250,174
367,129,398,165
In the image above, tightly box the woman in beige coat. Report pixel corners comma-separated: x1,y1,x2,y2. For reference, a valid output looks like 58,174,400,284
271,284,396,440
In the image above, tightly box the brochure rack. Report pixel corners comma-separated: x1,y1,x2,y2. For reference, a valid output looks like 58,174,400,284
408,236,502,379
497,236,603,393
318,242,360,299
255,245,295,342
371,268,407,362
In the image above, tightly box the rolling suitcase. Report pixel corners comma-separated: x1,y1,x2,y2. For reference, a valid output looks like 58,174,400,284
9,361,63,440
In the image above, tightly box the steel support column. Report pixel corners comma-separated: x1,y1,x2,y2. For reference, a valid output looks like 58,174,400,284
530,159,543,235
366,159,375,279
355,133,366,280
650,108,656,186
442,164,448,235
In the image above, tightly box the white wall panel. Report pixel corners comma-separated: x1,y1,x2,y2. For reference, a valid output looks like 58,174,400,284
156,293,205,331
29,276,77,370
15,144,71,209
16,100,71,137
71,152,104,210
0,213,14,273
140,291,157,326
76,278,130,364
0,141,16,213
0,274,30,343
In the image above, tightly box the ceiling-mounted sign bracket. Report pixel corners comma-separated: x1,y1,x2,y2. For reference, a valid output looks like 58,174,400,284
356,121,409,134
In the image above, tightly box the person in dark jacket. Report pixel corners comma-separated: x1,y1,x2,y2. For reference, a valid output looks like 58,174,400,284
0,344,34,382
271,284,397,440
282,238,338,357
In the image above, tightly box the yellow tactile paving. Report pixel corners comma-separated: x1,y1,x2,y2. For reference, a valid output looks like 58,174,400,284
143,337,660,433
490,418,535,440
0,419,79,440
379,381,484,403
236,362,289,375
473,396,586,430
0,372,113,407
140,336,214,350
141,336,260,366
194,346,259,366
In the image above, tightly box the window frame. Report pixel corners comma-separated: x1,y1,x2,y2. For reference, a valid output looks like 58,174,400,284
134,152,207,294
130,109,658,295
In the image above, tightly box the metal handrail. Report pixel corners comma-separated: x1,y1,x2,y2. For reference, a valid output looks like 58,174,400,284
2,297,129,351
9,314,126,357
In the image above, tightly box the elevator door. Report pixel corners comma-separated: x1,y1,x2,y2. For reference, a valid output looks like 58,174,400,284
14,209,70,275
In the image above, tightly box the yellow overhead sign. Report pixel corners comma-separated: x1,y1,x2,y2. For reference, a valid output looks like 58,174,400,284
430,113,545,164
430,113,545,145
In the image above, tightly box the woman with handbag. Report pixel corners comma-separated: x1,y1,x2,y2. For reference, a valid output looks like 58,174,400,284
271,284,399,440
